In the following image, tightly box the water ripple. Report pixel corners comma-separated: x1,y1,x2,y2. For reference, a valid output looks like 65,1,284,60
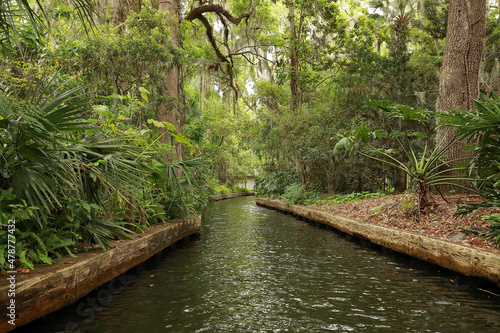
25,196,500,333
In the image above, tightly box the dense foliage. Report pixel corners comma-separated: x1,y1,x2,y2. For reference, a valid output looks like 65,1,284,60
441,93,500,243
2,0,500,270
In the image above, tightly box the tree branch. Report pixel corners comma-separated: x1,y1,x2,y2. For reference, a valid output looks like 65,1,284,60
184,3,256,112
185,4,251,25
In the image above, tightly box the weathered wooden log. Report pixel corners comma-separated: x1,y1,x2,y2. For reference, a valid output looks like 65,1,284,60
256,197,500,286
209,192,255,201
0,217,200,332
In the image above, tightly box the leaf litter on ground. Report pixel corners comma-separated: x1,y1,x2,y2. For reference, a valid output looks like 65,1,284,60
312,193,500,254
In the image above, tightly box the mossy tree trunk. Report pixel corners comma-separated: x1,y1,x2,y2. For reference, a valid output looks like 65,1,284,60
159,0,183,161
436,0,486,192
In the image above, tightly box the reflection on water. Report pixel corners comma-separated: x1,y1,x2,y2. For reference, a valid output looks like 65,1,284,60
21,196,500,332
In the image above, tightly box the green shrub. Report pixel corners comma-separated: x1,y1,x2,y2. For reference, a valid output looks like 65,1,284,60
443,93,500,245
342,101,474,217
0,227,78,270
283,183,307,204
255,167,301,198
230,185,251,193
213,185,231,195
0,73,206,269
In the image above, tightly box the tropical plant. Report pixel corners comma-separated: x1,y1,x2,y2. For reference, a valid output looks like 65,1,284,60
283,183,307,205
343,101,474,215
0,227,78,270
364,132,473,213
441,93,500,244
0,0,95,49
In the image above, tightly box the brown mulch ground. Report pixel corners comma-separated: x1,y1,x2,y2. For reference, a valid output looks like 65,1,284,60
312,193,500,254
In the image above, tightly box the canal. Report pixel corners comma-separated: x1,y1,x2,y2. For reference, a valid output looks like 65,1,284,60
19,196,500,332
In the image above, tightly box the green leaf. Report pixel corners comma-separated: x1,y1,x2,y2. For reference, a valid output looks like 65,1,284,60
138,87,150,94
172,133,192,146
164,122,176,131
19,250,34,270
334,137,353,154
147,119,165,128
37,250,53,265
0,189,16,201
152,160,164,173
418,144,427,173
353,123,371,144
82,202,91,212
0,245,7,268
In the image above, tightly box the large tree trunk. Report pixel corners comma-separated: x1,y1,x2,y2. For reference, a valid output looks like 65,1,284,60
288,0,300,112
436,0,486,192
158,0,183,161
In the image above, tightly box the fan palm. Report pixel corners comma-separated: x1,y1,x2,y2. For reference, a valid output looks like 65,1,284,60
440,93,500,244
1,78,150,246
0,0,95,50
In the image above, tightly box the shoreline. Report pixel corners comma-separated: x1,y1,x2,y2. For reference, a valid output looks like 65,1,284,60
209,192,255,201
256,197,500,287
0,217,201,332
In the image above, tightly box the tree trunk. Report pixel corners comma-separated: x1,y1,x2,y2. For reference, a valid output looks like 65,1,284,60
436,0,486,192
394,168,407,194
199,69,204,115
158,0,183,161
288,0,299,112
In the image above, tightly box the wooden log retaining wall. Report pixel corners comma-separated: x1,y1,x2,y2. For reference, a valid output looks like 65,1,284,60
256,197,500,287
209,192,255,201
0,217,201,332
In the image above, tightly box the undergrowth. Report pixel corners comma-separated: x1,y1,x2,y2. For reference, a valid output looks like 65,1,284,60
306,191,389,207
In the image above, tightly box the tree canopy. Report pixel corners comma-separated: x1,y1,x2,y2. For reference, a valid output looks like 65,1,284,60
2,0,500,268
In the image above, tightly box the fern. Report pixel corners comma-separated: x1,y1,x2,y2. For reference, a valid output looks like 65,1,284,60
482,214,500,246
0,226,80,270
0,244,7,269
19,250,34,270
21,231,48,255
36,250,54,265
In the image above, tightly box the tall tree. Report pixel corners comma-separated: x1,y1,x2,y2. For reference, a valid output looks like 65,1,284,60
159,0,183,160
437,0,486,190
287,0,300,112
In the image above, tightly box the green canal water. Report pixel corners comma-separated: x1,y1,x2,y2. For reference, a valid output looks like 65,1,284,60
19,196,500,332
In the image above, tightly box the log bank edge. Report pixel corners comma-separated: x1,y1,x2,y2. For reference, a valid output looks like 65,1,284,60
209,192,255,201
0,217,201,332
256,197,500,287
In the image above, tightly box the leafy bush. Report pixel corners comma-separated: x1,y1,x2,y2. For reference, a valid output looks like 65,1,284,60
343,101,473,217
213,185,231,195
0,73,206,269
443,93,500,244
0,227,78,270
255,167,301,198
283,183,307,204
230,185,251,193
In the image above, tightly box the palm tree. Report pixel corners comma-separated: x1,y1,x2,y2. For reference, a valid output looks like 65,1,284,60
0,0,95,49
